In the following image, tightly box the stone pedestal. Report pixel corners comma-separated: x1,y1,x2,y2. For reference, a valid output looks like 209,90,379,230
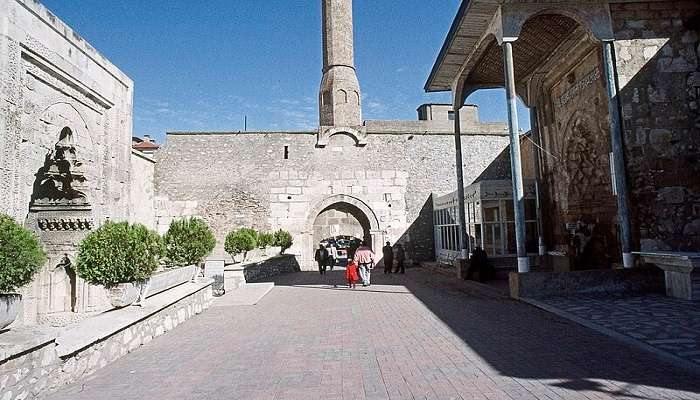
634,252,700,300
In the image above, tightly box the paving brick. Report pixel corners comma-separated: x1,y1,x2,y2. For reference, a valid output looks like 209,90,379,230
45,269,700,400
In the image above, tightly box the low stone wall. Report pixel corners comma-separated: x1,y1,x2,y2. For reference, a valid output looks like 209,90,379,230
0,281,212,400
243,254,301,283
509,267,664,299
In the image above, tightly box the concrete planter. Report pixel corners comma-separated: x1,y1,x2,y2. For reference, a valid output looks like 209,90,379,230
0,294,21,330
266,246,282,257
108,283,142,308
146,265,196,298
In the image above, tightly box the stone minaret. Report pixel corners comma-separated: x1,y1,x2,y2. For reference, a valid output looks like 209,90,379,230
319,0,362,129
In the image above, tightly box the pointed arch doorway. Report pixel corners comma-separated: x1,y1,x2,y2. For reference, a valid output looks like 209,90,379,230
301,195,383,269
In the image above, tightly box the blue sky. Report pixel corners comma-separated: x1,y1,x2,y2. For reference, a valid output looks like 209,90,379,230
42,0,529,143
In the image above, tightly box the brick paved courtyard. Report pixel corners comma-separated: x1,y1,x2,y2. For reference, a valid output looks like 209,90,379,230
535,293,700,366
46,268,700,400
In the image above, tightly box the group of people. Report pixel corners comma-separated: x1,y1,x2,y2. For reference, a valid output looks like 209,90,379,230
382,241,406,275
313,243,338,274
316,240,406,289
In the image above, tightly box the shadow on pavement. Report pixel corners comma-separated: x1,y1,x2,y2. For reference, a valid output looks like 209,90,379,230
263,265,700,399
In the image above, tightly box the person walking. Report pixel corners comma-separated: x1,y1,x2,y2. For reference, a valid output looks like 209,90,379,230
382,241,394,274
353,241,376,286
394,243,406,274
328,244,338,271
345,259,360,289
315,244,329,275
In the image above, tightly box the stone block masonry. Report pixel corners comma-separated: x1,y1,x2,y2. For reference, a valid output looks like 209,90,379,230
154,130,510,267
610,1,700,252
0,281,213,400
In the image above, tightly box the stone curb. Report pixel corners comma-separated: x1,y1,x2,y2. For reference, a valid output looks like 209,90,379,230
519,296,700,376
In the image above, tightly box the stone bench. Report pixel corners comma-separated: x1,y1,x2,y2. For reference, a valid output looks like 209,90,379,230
634,252,700,300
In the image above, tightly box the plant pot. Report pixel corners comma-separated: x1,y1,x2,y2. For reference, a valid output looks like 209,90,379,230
146,265,197,298
108,283,142,308
0,294,21,330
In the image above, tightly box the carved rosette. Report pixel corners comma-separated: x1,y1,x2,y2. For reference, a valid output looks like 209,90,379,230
37,218,93,231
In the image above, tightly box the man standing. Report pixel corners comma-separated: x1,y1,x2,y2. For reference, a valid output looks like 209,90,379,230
328,244,338,271
394,243,406,274
353,241,376,286
382,241,394,274
315,244,329,275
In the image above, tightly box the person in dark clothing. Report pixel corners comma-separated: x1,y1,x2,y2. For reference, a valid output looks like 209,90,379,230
394,243,406,274
314,244,329,275
382,242,394,274
466,246,494,281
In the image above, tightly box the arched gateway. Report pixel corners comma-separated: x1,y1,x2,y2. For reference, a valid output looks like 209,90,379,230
301,194,383,269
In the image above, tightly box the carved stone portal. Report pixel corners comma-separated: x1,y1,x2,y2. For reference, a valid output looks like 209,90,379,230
26,126,99,324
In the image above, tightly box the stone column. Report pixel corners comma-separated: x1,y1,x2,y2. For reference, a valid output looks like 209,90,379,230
453,106,469,260
602,40,633,268
502,41,529,273
529,107,546,257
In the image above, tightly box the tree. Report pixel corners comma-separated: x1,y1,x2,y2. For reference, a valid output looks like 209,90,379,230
163,217,216,267
273,230,293,254
225,229,257,263
0,214,46,293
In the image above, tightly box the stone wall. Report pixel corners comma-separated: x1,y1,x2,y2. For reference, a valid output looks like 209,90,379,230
0,0,133,224
243,254,302,283
130,150,157,230
0,283,212,400
610,1,700,252
0,0,134,326
154,130,510,268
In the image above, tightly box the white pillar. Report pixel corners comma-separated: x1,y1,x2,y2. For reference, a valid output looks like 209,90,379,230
502,40,529,273
453,106,470,260
602,40,634,268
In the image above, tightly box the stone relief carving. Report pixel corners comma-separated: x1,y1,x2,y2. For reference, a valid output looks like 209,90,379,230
563,116,608,205
30,127,90,207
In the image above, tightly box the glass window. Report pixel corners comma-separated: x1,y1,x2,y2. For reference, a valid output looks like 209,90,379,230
483,203,500,222
504,201,514,222
525,199,537,220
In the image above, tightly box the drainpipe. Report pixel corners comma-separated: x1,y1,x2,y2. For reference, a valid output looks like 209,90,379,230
602,40,633,268
453,106,470,260
502,40,529,273
530,107,546,257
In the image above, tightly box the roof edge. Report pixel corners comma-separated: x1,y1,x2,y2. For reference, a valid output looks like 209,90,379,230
424,0,472,93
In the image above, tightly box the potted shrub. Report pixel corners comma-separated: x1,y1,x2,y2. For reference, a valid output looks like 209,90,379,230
0,214,46,329
163,217,216,282
273,229,293,254
224,228,257,263
76,221,164,308
258,232,274,256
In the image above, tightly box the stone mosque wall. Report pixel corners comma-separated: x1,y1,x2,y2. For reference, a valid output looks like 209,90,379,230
610,2,700,252
154,127,510,268
0,0,134,325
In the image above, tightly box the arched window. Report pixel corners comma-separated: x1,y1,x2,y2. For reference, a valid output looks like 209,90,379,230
322,91,332,106
337,89,348,104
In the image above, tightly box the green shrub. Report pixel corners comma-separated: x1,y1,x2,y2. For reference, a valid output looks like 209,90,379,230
258,232,273,249
76,221,164,287
224,229,257,262
163,217,216,266
237,228,258,248
273,229,293,253
0,214,46,293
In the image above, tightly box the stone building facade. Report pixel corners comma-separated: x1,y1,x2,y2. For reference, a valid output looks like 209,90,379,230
154,116,510,269
426,0,700,270
0,0,135,325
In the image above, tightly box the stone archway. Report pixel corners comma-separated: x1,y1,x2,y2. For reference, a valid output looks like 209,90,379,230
301,194,383,269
